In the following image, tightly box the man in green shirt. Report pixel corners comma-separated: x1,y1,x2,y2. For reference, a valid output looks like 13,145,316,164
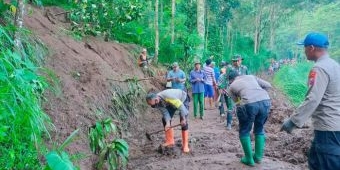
232,55,249,75
217,67,234,130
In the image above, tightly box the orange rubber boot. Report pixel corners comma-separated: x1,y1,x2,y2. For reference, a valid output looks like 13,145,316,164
182,130,190,153
162,128,175,147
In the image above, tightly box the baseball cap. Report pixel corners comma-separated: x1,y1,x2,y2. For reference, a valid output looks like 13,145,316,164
146,92,157,101
172,62,179,67
297,32,329,48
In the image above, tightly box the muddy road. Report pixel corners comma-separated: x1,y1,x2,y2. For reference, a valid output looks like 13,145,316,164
129,91,312,170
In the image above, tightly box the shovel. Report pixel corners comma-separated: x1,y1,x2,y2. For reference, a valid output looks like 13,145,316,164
145,124,182,141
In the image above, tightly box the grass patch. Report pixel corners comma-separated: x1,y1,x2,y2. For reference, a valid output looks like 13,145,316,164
273,62,313,106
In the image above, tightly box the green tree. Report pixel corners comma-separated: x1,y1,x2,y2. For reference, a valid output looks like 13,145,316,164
197,0,205,59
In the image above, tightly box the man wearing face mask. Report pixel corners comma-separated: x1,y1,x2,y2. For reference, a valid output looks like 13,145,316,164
146,89,190,153
281,33,340,170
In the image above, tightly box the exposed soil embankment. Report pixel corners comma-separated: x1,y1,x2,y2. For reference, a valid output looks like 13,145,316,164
25,6,163,169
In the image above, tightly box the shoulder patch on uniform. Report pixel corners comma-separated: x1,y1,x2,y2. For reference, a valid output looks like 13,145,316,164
308,70,317,86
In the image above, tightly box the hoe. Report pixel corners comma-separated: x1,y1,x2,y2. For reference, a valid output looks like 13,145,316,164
145,124,181,141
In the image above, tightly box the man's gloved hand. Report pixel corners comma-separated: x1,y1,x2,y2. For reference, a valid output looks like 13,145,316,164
280,118,297,134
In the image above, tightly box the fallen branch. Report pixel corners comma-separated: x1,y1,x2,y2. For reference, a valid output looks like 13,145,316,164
54,11,72,16
107,77,159,82
45,9,56,24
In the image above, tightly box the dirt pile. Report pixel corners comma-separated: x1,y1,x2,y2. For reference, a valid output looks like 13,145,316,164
25,6,163,169
265,88,313,166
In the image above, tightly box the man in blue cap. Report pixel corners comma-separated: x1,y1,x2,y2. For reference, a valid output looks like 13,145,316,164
281,32,340,170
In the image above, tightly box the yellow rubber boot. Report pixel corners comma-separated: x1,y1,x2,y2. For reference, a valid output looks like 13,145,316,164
162,128,175,147
182,130,190,153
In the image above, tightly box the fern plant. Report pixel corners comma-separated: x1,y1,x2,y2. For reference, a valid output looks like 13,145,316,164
89,118,129,170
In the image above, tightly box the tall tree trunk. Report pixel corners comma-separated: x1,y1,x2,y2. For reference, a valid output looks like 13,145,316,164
230,30,234,58
154,0,159,63
220,26,224,59
294,14,303,59
171,0,176,44
204,4,209,52
254,0,263,55
160,0,164,26
148,1,153,28
14,0,25,50
226,21,232,49
226,21,232,58
269,4,277,51
197,0,205,59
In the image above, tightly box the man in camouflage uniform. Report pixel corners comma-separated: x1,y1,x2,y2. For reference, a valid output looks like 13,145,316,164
220,55,248,130
232,55,249,75
217,67,234,130
281,33,340,170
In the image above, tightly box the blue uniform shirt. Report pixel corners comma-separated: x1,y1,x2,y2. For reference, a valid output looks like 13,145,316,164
167,69,186,90
190,70,206,93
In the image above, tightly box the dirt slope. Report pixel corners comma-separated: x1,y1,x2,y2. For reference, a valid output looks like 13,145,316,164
24,5,312,170
24,6,160,169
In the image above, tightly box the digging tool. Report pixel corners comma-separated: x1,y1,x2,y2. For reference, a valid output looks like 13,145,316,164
146,124,181,141
215,93,222,108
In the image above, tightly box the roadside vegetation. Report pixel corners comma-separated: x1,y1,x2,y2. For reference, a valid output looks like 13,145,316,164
273,62,313,106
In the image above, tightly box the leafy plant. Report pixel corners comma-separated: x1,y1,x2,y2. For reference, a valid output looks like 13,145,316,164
112,80,146,114
46,151,75,170
45,129,80,170
68,0,143,40
89,118,129,170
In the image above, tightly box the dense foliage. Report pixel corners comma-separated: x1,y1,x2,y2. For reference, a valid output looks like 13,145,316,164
276,1,340,62
69,0,143,40
0,15,51,170
40,0,338,74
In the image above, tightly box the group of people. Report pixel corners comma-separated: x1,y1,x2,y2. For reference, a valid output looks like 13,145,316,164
268,58,298,75
143,32,340,170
